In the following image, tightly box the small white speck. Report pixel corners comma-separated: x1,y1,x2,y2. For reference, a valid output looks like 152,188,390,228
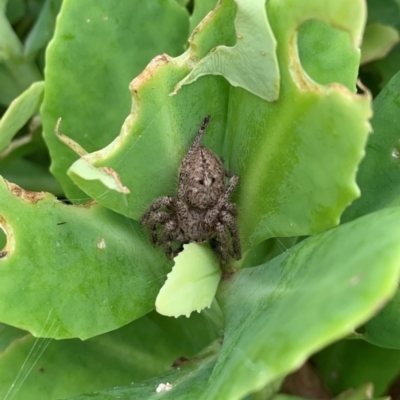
86,18,91,23
156,383,173,393
103,15,109,20
349,275,361,286
392,147,400,159
97,238,106,249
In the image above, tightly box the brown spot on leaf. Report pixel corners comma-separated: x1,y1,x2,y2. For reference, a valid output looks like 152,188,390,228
98,167,131,194
129,54,171,94
55,118,88,157
172,356,189,367
5,181,46,204
0,251,7,258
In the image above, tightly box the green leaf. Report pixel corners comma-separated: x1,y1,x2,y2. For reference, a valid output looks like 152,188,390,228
189,0,218,34
0,158,63,194
67,0,370,253
229,0,370,248
342,70,400,222
0,81,44,152
155,243,221,318
4,0,25,23
173,0,280,102
0,312,220,400
0,63,22,105
313,339,400,396
0,8,23,61
335,384,386,400
66,340,220,400
367,0,400,26
0,177,171,339
361,23,400,64
363,289,400,348
370,43,400,88
24,0,62,58
0,323,26,351
204,207,400,400
40,0,190,202
298,19,360,90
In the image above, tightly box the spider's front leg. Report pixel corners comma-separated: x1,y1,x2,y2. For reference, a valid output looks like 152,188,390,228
140,196,176,244
204,172,238,227
140,196,175,224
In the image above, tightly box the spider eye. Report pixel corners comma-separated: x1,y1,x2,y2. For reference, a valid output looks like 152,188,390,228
198,179,204,185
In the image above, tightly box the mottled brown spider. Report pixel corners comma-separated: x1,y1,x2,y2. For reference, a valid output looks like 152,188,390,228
140,115,241,265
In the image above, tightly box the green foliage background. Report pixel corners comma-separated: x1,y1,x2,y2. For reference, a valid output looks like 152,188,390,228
1,0,400,399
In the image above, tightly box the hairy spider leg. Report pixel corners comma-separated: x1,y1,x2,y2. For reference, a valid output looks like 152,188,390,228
145,211,174,245
188,115,211,153
140,196,175,225
204,173,239,227
220,210,241,260
159,220,186,259
215,222,230,265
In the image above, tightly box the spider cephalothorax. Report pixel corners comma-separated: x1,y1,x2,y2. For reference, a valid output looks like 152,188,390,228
140,115,241,265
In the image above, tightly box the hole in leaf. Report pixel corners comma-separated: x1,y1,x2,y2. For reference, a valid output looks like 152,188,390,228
0,216,13,258
297,19,357,91
0,226,7,257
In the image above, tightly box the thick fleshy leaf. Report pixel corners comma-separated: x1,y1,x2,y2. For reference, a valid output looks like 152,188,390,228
40,0,190,201
342,70,400,222
0,158,63,194
189,0,217,34
313,339,400,396
24,0,62,58
0,10,41,99
361,23,400,64
203,207,400,400
67,0,370,252
298,19,360,90
67,341,220,400
0,311,220,400
0,81,44,152
0,177,170,339
370,43,400,89
155,243,221,318
0,323,26,351
363,289,400,348
229,0,369,248
366,0,400,26
0,8,23,61
174,0,280,101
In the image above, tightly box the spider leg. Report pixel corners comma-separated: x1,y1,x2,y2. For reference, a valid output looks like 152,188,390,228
204,173,238,227
224,171,239,198
220,210,241,260
223,202,237,216
214,222,230,265
156,217,185,258
140,196,175,225
142,211,172,245
175,199,191,228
